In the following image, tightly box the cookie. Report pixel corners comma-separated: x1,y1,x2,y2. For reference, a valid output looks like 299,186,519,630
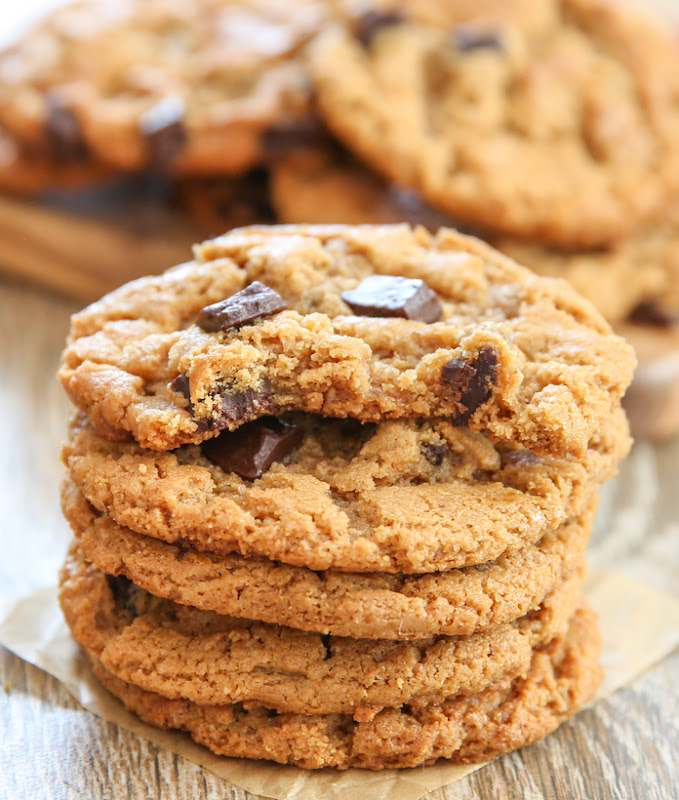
87,605,602,769
59,543,585,715
270,142,453,229
62,405,624,574
310,0,679,247
59,224,636,457
178,169,277,238
495,197,679,327
65,481,594,639
0,0,324,176
0,122,113,196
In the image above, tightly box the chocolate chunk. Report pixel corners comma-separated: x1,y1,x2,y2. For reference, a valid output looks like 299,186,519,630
139,95,187,169
106,574,138,618
354,9,405,48
421,441,448,466
452,25,504,53
341,275,442,323
197,282,288,332
201,416,304,479
442,347,498,424
627,299,679,328
44,92,87,162
170,373,191,402
261,118,325,157
212,382,276,430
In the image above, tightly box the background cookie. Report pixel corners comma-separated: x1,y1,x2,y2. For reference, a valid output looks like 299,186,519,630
0,0,325,176
310,0,679,246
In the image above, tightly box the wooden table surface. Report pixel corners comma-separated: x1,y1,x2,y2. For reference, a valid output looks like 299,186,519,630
0,275,678,800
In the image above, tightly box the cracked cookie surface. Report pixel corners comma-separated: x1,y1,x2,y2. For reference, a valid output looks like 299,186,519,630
65,481,594,639
86,605,602,769
62,406,624,573
59,543,584,715
59,224,635,457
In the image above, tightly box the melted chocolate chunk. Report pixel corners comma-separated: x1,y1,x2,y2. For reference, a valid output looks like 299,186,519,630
341,275,442,322
197,282,288,332
45,92,87,162
442,347,498,424
106,574,138,619
355,9,405,48
452,25,504,53
201,416,304,479
139,95,187,169
627,299,679,328
421,441,448,466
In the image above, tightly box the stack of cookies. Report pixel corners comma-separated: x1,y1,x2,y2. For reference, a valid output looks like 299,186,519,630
57,224,635,769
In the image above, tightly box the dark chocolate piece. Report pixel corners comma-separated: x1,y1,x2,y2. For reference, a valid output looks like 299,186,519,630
442,347,498,424
106,574,138,619
197,282,288,332
212,382,276,430
201,416,304,479
627,299,679,328
139,95,187,169
44,92,87,162
341,275,442,323
421,441,448,466
452,26,504,53
355,9,405,48
170,373,191,402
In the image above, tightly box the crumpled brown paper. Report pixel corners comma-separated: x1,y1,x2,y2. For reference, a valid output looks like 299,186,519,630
1,431,679,800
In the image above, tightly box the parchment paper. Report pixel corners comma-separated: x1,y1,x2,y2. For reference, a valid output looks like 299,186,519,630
1,435,679,800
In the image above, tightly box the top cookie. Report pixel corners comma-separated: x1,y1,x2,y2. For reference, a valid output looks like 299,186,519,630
59,224,635,455
0,0,324,176
310,0,679,247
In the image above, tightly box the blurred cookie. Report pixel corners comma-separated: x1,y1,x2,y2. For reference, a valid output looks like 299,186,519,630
310,0,679,246
0,0,325,175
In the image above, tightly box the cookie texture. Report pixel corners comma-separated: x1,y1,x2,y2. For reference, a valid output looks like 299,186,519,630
65,481,594,639
62,406,624,573
0,0,323,176
496,197,679,327
310,0,679,246
59,544,584,714
88,605,602,769
59,224,636,458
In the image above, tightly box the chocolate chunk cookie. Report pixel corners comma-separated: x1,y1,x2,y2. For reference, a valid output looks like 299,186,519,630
59,543,584,714
87,606,603,769
62,407,626,573
310,0,679,246
64,481,594,639
58,224,636,457
0,0,324,176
